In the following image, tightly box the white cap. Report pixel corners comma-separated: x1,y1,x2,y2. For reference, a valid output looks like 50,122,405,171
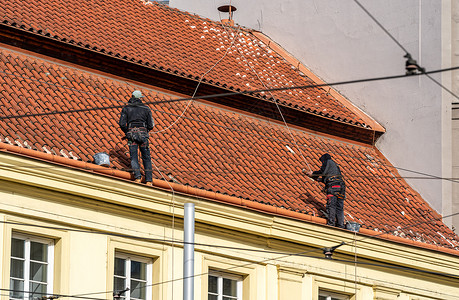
132,90,144,98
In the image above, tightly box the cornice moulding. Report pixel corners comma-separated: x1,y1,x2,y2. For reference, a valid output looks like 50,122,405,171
0,150,458,277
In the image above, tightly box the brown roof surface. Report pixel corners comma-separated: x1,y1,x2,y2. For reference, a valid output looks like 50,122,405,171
0,45,458,253
0,0,378,130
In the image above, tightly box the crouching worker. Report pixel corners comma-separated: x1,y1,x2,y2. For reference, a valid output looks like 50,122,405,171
119,90,154,186
306,153,346,228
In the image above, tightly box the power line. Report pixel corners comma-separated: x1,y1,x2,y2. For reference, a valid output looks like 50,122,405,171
3,210,458,261
148,27,243,299
329,211,459,256
2,102,459,186
1,8,458,300
2,98,458,209
0,288,106,300
2,211,458,259
1,66,458,121
152,25,242,134
352,0,459,101
352,0,409,54
3,211,458,299
330,257,459,279
76,239,459,299
395,165,459,184
74,251,459,299
2,163,459,181
0,220,324,256
423,72,459,101
223,24,312,173
139,247,459,289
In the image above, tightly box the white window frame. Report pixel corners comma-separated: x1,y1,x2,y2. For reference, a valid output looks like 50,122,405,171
10,234,54,300
114,252,153,300
208,270,243,300
319,290,350,300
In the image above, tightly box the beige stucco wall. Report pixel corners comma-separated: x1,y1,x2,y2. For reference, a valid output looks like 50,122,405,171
0,152,458,300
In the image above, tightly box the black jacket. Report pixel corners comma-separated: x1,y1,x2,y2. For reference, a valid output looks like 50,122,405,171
119,97,154,133
311,154,344,185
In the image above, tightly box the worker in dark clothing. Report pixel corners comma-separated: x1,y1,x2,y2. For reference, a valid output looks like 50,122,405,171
119,90,154,186
306,153,346,228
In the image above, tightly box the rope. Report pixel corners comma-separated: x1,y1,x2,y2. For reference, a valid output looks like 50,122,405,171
220,25,312,172
152,26,242,134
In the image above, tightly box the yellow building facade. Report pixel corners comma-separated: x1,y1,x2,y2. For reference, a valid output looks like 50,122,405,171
1,151,458,300
0,2,458,299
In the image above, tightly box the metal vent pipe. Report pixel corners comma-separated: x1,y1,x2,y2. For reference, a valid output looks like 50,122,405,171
183,203,195,300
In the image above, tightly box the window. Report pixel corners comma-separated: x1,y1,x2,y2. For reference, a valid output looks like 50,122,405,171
208,271,242,300
10,235,54,300
114,253,152,300
319,290,350,300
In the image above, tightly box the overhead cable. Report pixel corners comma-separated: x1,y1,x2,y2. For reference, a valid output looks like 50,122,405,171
0,288,106,300
2,210,458,259
324,211,459,258
149,26,242,298
1,66,458,121
3,213,458,298
224,25,312,172
2,163,459,182
68,242,459,299
353,0,459,101
152,25,242,134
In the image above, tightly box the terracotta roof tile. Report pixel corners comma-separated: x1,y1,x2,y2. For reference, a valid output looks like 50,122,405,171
0,0,379,130
0,4,458,252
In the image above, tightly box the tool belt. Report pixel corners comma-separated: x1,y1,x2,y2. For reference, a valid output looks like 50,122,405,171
325,175,342,184
325,182,345,200
126,127,149,145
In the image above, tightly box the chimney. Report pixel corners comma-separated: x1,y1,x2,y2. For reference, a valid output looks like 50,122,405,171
218,5,237,26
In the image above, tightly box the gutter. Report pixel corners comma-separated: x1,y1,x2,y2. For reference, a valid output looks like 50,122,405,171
0,142,457,257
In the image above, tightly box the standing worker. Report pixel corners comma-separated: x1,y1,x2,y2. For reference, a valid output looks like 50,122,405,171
306,153,346,228
119,90,154,186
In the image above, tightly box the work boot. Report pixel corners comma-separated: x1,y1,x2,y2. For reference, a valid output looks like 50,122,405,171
134,178,141,183
146,182,153,186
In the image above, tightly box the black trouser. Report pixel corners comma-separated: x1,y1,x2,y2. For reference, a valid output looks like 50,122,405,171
126,127,152,182
325,182,345,228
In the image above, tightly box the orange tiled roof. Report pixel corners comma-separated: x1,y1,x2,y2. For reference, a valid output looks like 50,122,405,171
0,0,379,130
0,46,457,252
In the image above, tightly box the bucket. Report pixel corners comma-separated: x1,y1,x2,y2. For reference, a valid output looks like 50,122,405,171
346,222,361,232
93,152,110,167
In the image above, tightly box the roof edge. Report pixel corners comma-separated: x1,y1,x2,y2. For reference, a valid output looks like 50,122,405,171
252,31,386,134
0,142,457,256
